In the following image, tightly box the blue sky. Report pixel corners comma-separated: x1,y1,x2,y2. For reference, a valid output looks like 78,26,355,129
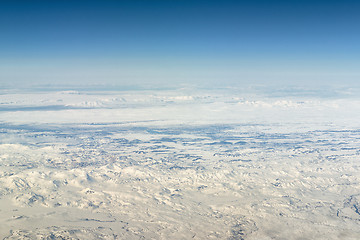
1,0,359,87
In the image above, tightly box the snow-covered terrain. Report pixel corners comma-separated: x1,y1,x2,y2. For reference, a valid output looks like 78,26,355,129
0,86,360,239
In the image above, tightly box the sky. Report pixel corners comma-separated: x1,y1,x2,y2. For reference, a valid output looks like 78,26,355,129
0,0,359,88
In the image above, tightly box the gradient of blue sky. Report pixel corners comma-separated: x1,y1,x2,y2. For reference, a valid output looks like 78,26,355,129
1,0,359,87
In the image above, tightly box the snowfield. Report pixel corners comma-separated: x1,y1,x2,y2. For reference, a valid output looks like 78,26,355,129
0,86,360,239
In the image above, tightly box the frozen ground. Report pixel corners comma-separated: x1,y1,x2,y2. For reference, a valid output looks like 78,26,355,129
0,86,360,239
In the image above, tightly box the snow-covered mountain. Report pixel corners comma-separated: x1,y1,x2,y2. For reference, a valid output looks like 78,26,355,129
0,86,359,239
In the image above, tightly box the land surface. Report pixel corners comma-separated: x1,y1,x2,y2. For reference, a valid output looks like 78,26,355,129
0,86,360,239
